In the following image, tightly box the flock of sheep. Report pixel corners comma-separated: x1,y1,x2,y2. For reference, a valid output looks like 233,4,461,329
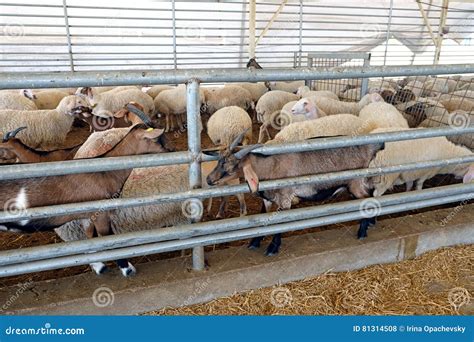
0,71,473,276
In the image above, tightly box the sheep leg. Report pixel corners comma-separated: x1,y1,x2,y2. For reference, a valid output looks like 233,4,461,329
416,179,426,191
237,193,247,216
165,114,171,132
216,196,228,219
248,199,271,249
358,219,371,239
405,181,414,192
83,220,109,275
176,113,184,130
258,123,269,143
94,213,136,277
265,233,282,256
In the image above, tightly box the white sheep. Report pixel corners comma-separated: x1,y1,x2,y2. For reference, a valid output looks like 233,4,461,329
206,106,252,146
296,86,339,100
154,84,206,132
55,161,247,274
29,89,69,109
268,81,305,93
439,97,474,113
310,93,384,116
369,127,474,196
146,85,174,99
232,82,268,102
82,87,155,117
272,114,378,143
255,90,300,143
419,110,474,149
358,100,409,130
0,90,37,110
202,85,254,115
0,95,89,149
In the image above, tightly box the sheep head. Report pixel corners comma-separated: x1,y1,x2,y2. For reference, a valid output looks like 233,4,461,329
58,95,93,117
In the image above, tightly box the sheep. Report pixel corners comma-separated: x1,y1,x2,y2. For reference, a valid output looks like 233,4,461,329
0,90,37,110
0,127,81,164
154,84,206,132
206,131,385,254
207,106,252,146
202,86,254,115
312,79,360,95
419,110,474,149
29,89,69,109
309,93,384,116
296,86,339,100
439,97,474,113
359,101,409,130
268,81,305,93
290,98,327,119
422,78,457,96
75,86,137,96
231,82,268,102
369,127,474,197
256,90,300,143
272,114,378,143
55,159,248,275
80,87,155,117
146,85,174,99
0,95,90,149
394,97,449,127
0,124,172,277
69,102,152,132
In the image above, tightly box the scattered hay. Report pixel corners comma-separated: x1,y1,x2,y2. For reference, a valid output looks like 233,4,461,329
151,245,473,315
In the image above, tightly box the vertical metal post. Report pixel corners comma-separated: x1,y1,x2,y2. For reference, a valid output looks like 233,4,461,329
360,53,371,96
305,56,313,87
383,0,394,66
172,0,177,70
434,0,449,65
248,0,256,59
298,0,303,67
186,79,204,271
62,0,74,72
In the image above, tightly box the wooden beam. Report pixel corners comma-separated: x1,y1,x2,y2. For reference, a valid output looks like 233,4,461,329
255,0,288,46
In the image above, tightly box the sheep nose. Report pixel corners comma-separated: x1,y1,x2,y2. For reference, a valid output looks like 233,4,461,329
206,175,215,186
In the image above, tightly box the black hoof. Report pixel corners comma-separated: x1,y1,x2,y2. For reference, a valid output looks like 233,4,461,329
248,237,262,249
98,265,109,275
265,244,280,256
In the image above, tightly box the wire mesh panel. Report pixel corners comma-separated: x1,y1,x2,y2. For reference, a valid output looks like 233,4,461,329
305,52,371,101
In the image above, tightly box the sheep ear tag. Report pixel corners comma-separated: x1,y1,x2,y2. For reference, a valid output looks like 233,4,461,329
142,127,164,140
243,164,259,193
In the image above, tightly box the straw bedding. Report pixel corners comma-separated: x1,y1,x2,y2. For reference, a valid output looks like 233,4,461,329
151,245,473,315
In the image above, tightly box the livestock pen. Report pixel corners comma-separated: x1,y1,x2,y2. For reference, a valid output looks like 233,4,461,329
0,0,473,316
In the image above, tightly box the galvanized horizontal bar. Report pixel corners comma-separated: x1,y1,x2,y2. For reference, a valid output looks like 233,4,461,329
0,190,470,277
0,151,191,181
0,182,470,267
2,64,473,89
0,155,472,223
0,127,472,181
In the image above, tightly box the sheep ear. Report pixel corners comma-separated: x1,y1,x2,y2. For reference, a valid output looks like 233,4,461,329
114,108,127,119
141,127,165,140
243,163,259,193
22,89,36,100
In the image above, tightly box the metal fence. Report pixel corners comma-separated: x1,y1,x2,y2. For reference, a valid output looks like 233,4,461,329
1,0,474,72
0,64,473,277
